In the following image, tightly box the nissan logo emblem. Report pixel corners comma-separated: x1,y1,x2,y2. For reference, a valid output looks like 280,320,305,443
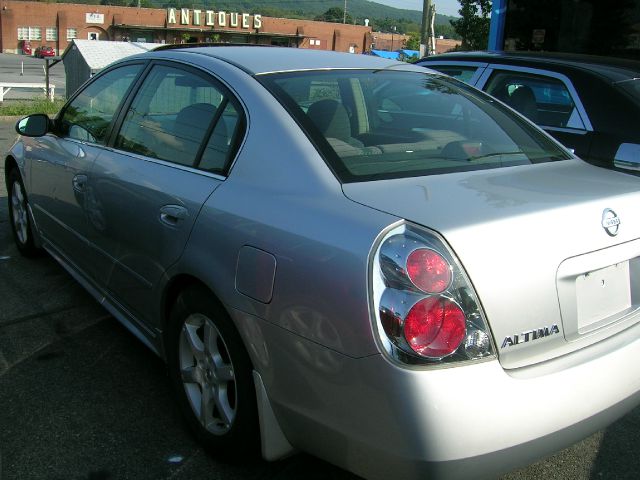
602,208,620,237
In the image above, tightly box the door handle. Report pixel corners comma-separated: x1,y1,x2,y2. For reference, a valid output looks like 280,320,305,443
72,174,88,193
159,204,189,226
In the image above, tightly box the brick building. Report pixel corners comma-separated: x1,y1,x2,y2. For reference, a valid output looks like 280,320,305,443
371,32,461,55
434,38,461,54
370,31,410,52
0,1,373,55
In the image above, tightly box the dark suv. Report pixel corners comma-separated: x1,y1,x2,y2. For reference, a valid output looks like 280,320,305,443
418,52,640,173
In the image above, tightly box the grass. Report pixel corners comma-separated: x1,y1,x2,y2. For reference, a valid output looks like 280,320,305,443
0,97,65,116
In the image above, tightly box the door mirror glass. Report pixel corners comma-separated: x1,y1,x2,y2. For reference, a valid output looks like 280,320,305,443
614,143,640,171
16,114,50,137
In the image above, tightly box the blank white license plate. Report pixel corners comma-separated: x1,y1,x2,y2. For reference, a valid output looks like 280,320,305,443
576,262,631,330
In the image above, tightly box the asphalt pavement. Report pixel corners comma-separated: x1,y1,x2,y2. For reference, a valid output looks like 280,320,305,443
0,53,67,101
0,107,639,479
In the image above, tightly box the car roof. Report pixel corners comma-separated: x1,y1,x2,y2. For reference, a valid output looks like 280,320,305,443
421,51,640,82
147,45,417,75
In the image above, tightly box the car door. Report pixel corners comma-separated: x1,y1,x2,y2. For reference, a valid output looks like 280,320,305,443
28,63,143,276
85,62,245,329
476,66,594,158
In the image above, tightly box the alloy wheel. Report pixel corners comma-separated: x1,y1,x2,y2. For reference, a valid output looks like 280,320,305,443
11,180,29,245
179,313,237,435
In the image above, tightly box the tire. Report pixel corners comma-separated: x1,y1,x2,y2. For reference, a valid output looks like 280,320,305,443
7,168,39,257
167,285,259,460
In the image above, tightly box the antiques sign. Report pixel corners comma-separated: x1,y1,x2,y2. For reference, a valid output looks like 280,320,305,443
167,8,262,29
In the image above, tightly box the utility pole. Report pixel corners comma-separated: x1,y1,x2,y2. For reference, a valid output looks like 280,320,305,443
429,4,436,55
420,0,431,57
343,0,347,23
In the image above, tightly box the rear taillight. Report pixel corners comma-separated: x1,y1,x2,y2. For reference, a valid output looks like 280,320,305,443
406,248,451,293
371,222,495,365
404,297,466,357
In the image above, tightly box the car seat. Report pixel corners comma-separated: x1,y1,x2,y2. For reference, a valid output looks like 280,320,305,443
306,99,364,148
507,85,539,123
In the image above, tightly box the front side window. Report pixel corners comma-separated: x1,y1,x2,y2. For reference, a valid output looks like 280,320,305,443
484,71,585,130
59,64,142,144
261,70,571,182
115,65,244,173
67,28,77,40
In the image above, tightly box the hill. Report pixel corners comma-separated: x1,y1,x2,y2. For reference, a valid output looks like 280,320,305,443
156,1,457,26
58,0,456,26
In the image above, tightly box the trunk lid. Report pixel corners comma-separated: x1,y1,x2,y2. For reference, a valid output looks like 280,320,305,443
344,160,640,369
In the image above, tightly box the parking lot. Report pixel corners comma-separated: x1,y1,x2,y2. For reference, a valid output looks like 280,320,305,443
0,53,66,101
0,94,639,479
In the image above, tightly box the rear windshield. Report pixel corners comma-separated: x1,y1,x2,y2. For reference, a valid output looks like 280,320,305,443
260,70,571,183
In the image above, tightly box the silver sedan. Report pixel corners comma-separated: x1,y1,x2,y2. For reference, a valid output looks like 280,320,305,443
5,46,640,480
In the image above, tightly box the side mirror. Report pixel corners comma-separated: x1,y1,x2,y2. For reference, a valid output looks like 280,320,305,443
16,114,51,137
614,143,640,172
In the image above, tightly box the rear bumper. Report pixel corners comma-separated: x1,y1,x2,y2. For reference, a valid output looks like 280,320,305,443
425,389,640,479
246,312,640,480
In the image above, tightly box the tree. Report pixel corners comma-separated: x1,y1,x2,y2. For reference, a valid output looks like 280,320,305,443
435,23,460,40
315,7,353,25
450,0,491,50
405,32,420,50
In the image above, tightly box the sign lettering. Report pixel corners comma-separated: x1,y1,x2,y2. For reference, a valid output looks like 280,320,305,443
86,13,105,24
167,8,262,30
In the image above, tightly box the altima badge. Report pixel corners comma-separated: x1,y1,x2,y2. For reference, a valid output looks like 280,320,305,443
501,324,560,348
602,209,620,237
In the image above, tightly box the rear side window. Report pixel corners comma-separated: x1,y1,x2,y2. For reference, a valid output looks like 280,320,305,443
484,71,585,130
115,64,244,174
261,70,570,183
426,65,478,84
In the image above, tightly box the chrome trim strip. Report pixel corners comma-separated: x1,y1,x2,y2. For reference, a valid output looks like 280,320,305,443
101,147,228,181
542,126,590,135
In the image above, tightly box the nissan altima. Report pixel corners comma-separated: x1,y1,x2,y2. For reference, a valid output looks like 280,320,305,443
6,45,640,480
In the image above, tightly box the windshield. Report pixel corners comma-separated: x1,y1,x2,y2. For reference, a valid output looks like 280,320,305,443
261,70,571,183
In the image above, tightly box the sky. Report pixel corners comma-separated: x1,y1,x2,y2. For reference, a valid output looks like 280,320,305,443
372,0,461,17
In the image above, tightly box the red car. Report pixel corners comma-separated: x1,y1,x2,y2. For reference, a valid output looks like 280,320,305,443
20,40,32,55
34,46,55,58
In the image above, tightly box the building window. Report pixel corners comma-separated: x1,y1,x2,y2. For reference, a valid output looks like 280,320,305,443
271,37,290,47
18,27,42,40
46,27,58,41
67,28,78,40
